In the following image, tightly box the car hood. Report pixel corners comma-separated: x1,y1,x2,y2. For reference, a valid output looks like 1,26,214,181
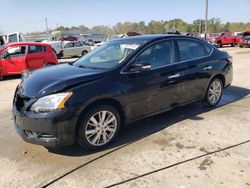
18,64,106,98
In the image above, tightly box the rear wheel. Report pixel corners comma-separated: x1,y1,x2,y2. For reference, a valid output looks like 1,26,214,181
77,105,121,150
204,78,223,106
82,50,88,56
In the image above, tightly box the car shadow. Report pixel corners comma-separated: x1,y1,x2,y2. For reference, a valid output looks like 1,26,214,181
48,85,250,156
0,75,21,81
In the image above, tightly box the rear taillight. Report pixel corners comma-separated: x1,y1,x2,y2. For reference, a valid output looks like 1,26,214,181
227,56,233,63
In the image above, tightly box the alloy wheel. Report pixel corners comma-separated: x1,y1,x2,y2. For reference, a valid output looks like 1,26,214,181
84,110,117,146
208,80,222,105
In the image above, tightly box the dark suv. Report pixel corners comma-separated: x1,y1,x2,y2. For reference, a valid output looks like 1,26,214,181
13,35,233,150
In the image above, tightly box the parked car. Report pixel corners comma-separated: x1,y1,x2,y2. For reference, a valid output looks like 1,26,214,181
12,35,233,150
0,42,58,78
62,41,91,58
209,32,240,47
59,36,78,41
0,32,25,46
206,33,220,41
238,31,250,48
41,40,63,58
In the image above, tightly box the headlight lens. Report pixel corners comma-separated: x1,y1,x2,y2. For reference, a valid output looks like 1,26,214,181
30,92,73,112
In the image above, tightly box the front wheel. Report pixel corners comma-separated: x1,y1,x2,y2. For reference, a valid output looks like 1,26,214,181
77,105,121,150
204,78,223,106
217,41,222,48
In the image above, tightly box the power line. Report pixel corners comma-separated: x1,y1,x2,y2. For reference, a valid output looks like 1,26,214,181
0,20,44,27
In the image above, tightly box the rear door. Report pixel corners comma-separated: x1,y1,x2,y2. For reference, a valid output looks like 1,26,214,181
26,45,47,70
63,42,74,57
74,41,84,55
0,45,27,74
176,39,213,102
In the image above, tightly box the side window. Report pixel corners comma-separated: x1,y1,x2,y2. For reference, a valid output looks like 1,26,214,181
28,45,46,54
4,46,26,58
74,42,82,47
135,40,174,69
177,40,211,61
64,43,73,48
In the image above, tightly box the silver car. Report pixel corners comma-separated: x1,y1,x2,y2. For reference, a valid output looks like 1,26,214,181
62,41,91,58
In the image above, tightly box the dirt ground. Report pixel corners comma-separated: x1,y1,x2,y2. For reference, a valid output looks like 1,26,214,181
0,47,249,188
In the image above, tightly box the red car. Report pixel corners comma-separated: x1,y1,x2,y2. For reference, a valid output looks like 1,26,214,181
239,31,250,48
209,32,240,47
0,42,58,78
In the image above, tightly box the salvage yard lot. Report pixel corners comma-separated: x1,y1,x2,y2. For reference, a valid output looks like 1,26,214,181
0,47,250,188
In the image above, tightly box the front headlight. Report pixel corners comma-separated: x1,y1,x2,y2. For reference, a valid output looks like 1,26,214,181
30,92,73,112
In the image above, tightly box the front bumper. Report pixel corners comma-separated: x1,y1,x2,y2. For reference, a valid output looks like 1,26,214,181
13,107,78,148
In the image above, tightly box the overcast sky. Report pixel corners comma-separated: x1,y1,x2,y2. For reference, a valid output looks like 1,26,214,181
0,0,249,34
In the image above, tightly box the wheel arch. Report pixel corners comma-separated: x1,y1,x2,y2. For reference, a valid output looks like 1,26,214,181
74,98,125,138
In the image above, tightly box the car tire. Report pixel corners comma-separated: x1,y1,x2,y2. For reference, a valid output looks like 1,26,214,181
77,105,121,150
217,41,222,48
231,41,236,47
82,50,88,56
204,78,223,107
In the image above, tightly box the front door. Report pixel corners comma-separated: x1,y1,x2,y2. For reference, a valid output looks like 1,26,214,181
123,40,187,120
1,45,27,74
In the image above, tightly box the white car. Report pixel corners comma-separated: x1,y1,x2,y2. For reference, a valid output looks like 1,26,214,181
62,41,91,58
42,40,63,58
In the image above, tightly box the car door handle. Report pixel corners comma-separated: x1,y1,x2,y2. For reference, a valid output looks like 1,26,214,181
168,73,180,79
203,66,212,70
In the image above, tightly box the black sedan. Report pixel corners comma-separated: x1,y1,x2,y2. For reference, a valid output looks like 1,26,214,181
13,34,233,150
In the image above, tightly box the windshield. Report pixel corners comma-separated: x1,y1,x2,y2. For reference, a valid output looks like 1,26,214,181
73,40,145,69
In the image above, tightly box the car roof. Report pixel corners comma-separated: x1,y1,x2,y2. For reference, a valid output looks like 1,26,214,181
112,34,203,43
5,42,51,47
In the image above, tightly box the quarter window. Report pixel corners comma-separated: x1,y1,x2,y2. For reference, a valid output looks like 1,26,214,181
135,40,174,69
28,45,46,54
177,40,211,61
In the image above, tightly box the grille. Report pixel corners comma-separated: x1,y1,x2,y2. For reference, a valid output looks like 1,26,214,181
15,93,31,111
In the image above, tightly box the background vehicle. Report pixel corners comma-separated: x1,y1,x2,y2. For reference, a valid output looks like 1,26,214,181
206,33,220,41
0,42,58,77
0,32,25,46
12,35,233,150
210,32,240,47
238,31,250,48
41,40,63,58
62,41,91,58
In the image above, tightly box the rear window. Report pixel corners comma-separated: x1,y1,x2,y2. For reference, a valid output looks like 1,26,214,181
28,45,46,54
177,40,212,62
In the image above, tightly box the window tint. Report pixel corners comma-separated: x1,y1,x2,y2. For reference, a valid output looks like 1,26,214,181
4,46,26,58
177,40,211,61
28,45,46,54
136,40,174,69
8,34,18,43
74,42,82,47
64,43,73,48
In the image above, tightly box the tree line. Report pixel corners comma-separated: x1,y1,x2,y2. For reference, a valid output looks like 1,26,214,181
23,18,250,38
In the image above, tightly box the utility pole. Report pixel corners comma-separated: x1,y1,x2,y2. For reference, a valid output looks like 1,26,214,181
45,17,49,40
199,19,201,34
205,0,208,40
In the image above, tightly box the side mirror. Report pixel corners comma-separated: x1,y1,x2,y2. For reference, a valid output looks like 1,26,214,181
130,61,151,73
